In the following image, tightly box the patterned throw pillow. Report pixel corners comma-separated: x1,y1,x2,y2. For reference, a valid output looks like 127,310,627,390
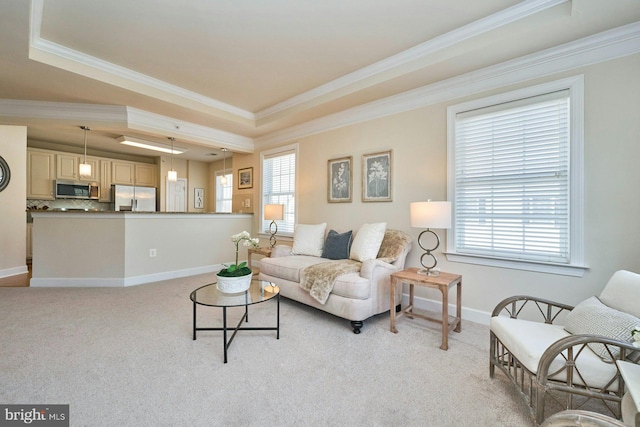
564,296,640,361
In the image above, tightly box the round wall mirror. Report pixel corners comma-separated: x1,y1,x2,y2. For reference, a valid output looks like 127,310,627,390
0,156,11,192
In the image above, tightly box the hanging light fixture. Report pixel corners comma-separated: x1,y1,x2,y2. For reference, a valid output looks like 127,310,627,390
167,137,177,182
79,126,92,178
220,148,228,184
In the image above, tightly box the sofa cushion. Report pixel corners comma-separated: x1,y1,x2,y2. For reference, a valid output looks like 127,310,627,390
292,223,327,257
331,272,371,300
599,270,640,318
350,222,387,262
321,229,352,260
491,316,618,390
564,296,640,361
260,255,329,283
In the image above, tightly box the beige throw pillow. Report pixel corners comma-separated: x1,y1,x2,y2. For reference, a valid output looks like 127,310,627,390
291,223,327,257
350,222,387,262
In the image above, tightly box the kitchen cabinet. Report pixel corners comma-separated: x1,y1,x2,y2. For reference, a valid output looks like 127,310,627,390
26,223,33,260
111,161,134,185
111,160,157,187
56,154,78,180
99,159,112,202
56,154,99,181
27,148,55,199
135,163,157,187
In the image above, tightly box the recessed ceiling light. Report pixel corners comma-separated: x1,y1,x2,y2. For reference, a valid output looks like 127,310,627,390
116,136,184,154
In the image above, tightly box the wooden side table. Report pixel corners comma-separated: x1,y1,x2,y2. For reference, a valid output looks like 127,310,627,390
247,247,272,272
390,268,462,350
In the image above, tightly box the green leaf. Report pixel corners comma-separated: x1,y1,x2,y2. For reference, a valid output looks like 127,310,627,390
237,261,247,269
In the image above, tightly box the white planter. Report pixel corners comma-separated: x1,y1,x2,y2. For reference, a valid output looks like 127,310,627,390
216,272,253,293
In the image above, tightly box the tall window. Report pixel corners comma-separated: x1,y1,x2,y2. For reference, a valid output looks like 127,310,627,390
447,77,585,276
215,171,232,213
261,144,297,236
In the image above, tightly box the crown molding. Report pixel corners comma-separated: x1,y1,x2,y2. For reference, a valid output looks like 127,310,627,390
28,0,254,126
125,108,254,152
0,100,254,152
254,0,569,124
254,21,640,148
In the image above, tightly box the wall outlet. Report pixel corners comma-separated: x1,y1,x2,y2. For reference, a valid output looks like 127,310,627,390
149,248,157,258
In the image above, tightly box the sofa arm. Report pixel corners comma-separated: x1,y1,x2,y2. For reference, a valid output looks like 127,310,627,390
360,259,398,280
491,295,574,324
270,245,293,258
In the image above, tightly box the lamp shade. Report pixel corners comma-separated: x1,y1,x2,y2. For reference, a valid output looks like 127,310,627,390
410,201,452,229
264,204,284,221
79,162,92,178
167,170,177,182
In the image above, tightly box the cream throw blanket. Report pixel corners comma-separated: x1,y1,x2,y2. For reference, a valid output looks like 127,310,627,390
300,260,361,305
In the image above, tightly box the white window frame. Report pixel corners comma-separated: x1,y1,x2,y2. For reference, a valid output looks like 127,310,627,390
260,143,298,237
446,76,587,277
215,169,233,213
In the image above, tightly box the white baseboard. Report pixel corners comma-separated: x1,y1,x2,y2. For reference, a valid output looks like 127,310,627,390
401,292,491,326
30,264,223,288
0,265,29,279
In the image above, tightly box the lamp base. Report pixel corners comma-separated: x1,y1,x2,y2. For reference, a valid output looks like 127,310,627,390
417,268,441,277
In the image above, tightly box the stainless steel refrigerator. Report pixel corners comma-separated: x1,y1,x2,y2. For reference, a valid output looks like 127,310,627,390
111,185,157,212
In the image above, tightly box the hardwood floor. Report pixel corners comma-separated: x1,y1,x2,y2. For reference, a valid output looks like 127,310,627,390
0,261,31,287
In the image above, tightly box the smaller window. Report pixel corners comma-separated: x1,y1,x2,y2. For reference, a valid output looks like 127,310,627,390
261,144,297,236
215,171,232,213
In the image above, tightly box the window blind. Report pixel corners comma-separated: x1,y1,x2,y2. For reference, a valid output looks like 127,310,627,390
453,90,570,264
262,149,296,235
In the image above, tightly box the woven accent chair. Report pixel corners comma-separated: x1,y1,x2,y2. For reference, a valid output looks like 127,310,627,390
489,270,640,425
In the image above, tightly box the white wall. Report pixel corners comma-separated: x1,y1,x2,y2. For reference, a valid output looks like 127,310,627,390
252,54,640,322
0,126,27,278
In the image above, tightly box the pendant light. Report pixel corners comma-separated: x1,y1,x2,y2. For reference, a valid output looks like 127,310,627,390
167,137,177,182
220,148,228,184
79,126,92,178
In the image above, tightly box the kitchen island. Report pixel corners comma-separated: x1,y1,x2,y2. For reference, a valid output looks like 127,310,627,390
30,211,253,287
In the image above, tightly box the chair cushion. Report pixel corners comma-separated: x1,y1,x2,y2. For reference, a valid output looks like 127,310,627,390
564,296,640,361
491,316,618,390
291,223,327,257
599,270,640,318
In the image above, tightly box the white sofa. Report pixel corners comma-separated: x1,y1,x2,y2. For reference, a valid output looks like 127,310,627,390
490,270,640,424
259,226,412,334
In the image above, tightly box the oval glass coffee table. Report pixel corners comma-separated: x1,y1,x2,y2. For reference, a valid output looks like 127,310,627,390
190,279,280,363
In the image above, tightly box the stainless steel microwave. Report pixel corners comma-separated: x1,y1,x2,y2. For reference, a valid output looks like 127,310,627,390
54,180,100,200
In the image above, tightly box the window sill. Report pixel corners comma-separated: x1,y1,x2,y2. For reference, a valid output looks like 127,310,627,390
445,252,588,277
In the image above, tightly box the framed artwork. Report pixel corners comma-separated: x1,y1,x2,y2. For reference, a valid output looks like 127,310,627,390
327,156,352,203
362,150,392,202
238,167,253,189
194,188,204,209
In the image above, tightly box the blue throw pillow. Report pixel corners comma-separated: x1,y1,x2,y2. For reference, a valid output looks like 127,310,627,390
321,229,353,260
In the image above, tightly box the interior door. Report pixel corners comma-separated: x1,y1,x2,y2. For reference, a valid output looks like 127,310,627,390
166,178,187,212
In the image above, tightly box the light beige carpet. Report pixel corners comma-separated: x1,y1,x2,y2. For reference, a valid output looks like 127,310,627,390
0,273,535,426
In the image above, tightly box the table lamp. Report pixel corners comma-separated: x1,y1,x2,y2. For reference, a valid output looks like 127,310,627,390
264,204,284,248
410,200,452,276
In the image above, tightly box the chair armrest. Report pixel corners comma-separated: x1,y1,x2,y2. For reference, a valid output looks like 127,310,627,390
537,334,640,385
492,295,574,324
270,245,292,258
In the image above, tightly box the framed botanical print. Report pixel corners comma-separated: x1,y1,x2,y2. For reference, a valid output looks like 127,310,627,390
238,167,253,189
362,150,392,202
328,156,352,203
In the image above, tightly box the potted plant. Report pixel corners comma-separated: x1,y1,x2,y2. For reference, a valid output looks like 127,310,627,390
216,231,259,293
